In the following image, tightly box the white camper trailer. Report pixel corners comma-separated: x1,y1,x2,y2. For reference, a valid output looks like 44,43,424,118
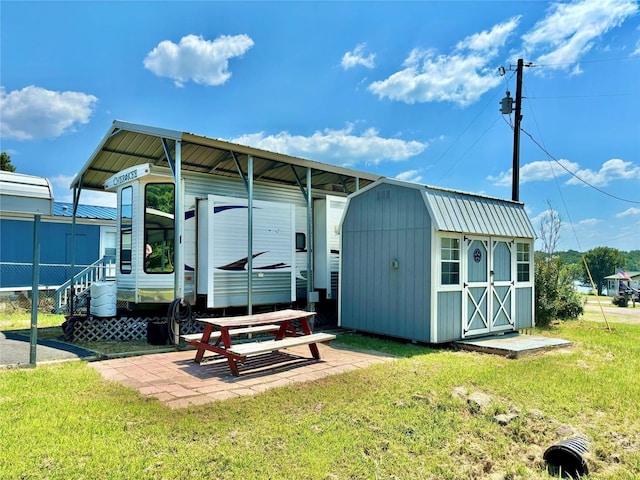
104,165,318,309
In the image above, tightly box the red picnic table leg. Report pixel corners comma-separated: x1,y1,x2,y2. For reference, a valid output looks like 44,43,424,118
194,325,214,364
299,316,321,359
219,328,240,376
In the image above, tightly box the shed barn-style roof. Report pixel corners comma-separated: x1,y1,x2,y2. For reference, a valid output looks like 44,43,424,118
71,120,382,195
425,187,535,238
350,178,536,239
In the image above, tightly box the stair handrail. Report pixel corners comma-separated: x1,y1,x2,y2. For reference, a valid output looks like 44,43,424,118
55,255,116,313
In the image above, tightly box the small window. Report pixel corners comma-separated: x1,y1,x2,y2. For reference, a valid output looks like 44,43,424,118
441,237,460,285
517,242,530,282
120,186,133,274
296,232,306,252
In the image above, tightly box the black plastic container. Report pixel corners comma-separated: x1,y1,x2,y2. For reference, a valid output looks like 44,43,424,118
147,319,169,345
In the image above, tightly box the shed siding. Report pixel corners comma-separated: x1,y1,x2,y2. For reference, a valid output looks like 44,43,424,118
515,288,534,329
436,291,462,342
341,184,431,341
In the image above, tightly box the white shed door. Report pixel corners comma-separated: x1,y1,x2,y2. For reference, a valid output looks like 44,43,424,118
463,237,516,338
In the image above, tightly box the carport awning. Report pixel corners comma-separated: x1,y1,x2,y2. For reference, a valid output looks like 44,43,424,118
71,120,382,194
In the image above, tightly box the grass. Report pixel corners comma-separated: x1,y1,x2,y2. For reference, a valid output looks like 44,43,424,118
2,319,640,479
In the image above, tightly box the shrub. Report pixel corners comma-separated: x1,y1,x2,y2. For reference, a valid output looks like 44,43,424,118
535,254,584,327
612,295,628,307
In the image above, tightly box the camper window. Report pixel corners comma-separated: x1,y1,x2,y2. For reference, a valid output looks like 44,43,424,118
441,237,460,285
296,232,306,252
517,242,530,282
120,186,133,274
144,183,175,274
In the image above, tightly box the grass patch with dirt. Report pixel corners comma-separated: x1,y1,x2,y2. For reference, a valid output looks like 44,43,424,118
1,320,639,479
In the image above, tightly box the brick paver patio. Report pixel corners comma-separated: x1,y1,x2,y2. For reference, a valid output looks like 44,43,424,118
89,343,395,408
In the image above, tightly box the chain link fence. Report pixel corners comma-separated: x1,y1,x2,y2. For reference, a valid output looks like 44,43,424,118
0,262,93,314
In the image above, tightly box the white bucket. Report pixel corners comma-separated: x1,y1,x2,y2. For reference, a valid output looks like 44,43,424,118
90,281,117,317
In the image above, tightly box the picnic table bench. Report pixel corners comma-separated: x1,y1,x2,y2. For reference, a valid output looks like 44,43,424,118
182,309,336,376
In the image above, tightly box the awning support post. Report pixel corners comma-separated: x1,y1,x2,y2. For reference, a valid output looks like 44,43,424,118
247,155,254,315
306,168,314,314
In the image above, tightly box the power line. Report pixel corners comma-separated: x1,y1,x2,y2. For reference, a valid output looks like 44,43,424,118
520,128,640,204
436,114,502,181
533,54,640,68
430,70,516,171
523,85,582,251
527,93,633,99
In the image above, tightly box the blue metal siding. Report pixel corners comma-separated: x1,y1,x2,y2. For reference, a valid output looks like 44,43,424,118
515,287,534,329
341,184,431,342
0,219,102,288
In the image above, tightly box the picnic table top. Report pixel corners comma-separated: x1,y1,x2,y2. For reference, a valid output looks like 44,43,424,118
195,309,316,328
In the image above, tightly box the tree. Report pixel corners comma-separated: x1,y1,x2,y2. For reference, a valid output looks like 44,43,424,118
582,247,627,295
534,203,583,326
1,152,16,172
626,250,640,271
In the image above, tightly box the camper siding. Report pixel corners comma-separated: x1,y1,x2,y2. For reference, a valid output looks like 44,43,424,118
341,184,431,341
183,172,347,302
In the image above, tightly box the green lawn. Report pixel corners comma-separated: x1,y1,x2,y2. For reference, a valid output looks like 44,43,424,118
1,320,639,479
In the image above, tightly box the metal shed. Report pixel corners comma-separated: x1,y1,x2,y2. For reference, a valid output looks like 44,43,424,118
339,178,536,343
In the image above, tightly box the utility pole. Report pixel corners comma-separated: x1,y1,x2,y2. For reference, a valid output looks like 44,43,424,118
512,58,524,202
500,59,531,202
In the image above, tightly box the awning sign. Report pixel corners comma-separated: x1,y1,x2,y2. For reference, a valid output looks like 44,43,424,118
104,164,151,190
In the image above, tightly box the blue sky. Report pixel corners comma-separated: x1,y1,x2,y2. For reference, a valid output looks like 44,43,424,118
1,0,639,252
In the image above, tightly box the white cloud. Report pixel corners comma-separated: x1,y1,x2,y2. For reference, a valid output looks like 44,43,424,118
0,86,98,141
616,207,640,218
395,169,423,183
522,0,638,72
229,124,427,166
487,159,579,186
51,174,116,207
368,17,520,106
341,43,376,69
566,158,640,186
144,34,254,87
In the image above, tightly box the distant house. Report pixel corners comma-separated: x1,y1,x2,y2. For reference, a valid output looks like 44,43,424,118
1,177,116,290
605,271,640,297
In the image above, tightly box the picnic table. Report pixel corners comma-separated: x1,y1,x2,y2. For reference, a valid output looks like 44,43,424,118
182,309,336,376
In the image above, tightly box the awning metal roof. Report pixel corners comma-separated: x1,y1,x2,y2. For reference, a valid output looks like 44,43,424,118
71,120,382,194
